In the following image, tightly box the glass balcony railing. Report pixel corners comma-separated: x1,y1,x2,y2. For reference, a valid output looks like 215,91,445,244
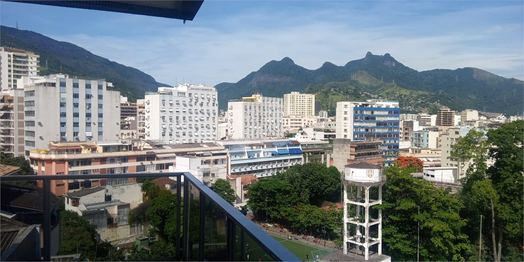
0,172,300,261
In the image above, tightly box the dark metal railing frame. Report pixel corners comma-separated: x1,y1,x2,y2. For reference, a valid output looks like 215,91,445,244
0,172,300,261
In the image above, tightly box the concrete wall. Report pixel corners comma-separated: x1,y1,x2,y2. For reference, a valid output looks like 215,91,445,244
423,167,457,184
332,139,352,173
106,183,143,209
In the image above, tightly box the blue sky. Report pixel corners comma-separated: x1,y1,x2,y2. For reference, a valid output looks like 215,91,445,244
1,0,523,86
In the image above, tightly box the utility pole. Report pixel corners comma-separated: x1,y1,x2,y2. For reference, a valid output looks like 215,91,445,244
479,214,483,262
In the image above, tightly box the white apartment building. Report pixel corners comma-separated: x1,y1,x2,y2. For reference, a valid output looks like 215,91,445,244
227,94,283,139
19,74,120,155
0,47,39,91
283,92,315,118
0,89,25,157
144,84,218,143
335,100,400,164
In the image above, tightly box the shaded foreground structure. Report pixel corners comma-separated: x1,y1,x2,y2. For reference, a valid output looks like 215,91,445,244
1,172,300,261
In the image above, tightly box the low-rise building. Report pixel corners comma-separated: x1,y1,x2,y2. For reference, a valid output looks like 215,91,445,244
219,139,303,179
29,140,227,196
64,183,146,245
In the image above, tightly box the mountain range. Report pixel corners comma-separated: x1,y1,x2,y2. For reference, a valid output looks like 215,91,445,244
216,52,523,115
2,25,522,115
1,26,166,100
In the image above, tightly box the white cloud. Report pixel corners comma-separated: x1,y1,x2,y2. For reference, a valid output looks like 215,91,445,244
48,1,523,86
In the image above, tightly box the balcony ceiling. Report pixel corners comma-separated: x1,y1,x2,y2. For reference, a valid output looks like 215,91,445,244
5,0,204,21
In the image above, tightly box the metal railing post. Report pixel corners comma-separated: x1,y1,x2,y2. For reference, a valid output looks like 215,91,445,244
176,175,182,260
182,179,190,260
42,178,51,261
199,192,206,261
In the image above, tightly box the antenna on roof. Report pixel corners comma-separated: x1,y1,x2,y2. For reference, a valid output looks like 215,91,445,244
16,22,18,29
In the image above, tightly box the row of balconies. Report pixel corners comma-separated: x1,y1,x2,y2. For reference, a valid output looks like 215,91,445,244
231,161,303,172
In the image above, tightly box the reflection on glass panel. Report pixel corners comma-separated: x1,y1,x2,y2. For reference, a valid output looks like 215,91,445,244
244,232,275,262
189,182,201,260
204,196,227,261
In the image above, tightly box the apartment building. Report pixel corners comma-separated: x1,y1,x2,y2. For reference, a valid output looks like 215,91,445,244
417,113,436,127
218,139,303,179
137,99,146,139
282,116,316,133
144,84,218,143
400,120,420,141
436,107,455,126
283,92,315,118
227,94,283,139
440,126,473,178
29,140,227,196
19,74,120,155
335,100,400,164
461,109,479,122
0,47,39,91
0,89,25,157
410,130,439,149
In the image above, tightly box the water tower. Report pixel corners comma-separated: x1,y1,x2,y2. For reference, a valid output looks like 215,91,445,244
342,162,385,260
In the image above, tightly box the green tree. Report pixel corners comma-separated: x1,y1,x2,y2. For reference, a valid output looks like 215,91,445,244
379,165,470,261
247,178,299,223
275,162,341,204
486,120,523,262
58,210,124,261
0,152,36,187
450,129,489,177
458,121,524,262
146,193,179,243
212,178,236,205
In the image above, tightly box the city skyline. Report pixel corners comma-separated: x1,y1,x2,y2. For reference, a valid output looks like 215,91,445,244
0,0,522,87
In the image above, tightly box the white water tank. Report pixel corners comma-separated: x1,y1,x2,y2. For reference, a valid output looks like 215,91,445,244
344,162,382,183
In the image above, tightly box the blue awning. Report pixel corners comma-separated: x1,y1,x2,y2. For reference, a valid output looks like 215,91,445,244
278,149,289,155
271,151,279,156
247,152,255,158
289,148,303,154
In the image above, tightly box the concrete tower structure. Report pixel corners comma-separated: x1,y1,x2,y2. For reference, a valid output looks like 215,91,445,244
343,162,385,261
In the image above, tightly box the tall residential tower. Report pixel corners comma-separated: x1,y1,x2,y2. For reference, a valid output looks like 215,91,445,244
19,74,120,155
0,47,39,91
227,94,283,139
144,83,218,143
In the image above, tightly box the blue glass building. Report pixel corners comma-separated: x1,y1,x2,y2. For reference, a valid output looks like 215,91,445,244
336,100,400,165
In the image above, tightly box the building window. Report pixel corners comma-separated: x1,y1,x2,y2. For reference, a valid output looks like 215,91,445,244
73,94,79,99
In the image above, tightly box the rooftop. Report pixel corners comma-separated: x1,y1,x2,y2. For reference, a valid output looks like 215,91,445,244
65,187,105,198
346,162,382,169
0,165,20,177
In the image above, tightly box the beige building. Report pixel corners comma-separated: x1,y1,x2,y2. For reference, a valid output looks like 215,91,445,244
440,126,472,178
283,92,315,118
0,89,25,157
0,47,39,91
